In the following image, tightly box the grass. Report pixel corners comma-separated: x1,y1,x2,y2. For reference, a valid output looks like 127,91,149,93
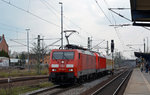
0,68,49,78
0,82,53,95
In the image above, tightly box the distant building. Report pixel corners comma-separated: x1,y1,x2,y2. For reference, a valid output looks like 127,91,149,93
0,34,8,53
10,58,20,66
0,57,9,66
42,55,50,64
29,54,37,64
29,54,50,64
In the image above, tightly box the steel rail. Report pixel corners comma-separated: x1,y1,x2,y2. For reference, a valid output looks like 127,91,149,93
0,75,49,84
26,85,59,95
91,69,129,95
25,84,82,95
113,69,132,95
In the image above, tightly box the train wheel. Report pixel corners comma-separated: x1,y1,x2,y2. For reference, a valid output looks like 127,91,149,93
78,77,83,84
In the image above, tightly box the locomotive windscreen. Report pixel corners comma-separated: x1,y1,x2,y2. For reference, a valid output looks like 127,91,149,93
52,51,74,60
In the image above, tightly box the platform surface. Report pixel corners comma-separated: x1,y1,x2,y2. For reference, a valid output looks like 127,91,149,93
124,68,150,95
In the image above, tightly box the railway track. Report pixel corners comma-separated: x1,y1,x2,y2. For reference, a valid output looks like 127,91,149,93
91,69,132,95
0,75,49,84
23,67,128,95
24,85,59,95
25,84,82,95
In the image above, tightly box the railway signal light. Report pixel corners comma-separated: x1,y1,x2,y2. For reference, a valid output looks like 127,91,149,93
111,40,114,53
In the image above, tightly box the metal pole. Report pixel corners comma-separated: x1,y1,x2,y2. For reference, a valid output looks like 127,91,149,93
37,35,40,74
90,37,92,50
59,2,63,49
26,28,30,71
88,37,90,49
106,41,109,55
111,40,114,75
112,52,114,75
42,36,44,64
144,38,145,53
147,37,148,53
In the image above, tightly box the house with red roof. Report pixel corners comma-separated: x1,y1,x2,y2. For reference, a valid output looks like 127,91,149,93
0,34,9,66
0,34,8,53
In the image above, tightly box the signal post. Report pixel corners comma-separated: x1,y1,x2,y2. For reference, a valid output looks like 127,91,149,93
111,40,114,75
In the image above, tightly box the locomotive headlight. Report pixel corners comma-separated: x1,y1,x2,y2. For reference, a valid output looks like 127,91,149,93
51,64,59,68
52,69,57,71
69,69,73,71
66,64,74,68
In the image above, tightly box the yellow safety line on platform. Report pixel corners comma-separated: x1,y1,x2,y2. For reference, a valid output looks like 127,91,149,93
140,70,150,91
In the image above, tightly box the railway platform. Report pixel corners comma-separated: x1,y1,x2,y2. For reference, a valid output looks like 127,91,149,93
124,68,150,95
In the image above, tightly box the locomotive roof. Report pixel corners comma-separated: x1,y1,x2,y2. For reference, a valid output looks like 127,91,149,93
52,44,110,57
94,52,106,58
65,44,87,50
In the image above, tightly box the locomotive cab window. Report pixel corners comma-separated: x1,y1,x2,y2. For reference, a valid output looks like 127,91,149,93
52,51,74,60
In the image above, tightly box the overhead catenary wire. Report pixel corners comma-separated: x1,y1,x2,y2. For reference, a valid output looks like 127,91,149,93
2,0,101,49
91,40,105,49
43,0,60,15
95,0,113,25
109,8,150,31
107,6,150,51
8,38,35,48
103,0,149,32
42,0,92,37
10,38,35,41
40,0,59,18
0,29,39,44
95,0,126,51
108,8,150,52
8,36,61,50
9,39,32,48
40,0,80,31
109,8,130,10
27,0,30,12
103,0,117,25
44,38,61,49
9,45,27,47
0,22,40,42
109,9,131,22
0,26,26,34
106,6,126,50
0,22,39,38
6,36,35,48
43,0,92,36
0,22,25,32
1,1,67,51
1,0,60,28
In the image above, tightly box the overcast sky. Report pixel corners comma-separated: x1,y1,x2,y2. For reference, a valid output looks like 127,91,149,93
0,0,150,59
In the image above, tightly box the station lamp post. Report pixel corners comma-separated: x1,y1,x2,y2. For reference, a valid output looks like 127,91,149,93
59,2,63,49
26,28,30,72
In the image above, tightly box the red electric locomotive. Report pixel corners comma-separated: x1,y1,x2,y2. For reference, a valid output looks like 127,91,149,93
49,45,113,85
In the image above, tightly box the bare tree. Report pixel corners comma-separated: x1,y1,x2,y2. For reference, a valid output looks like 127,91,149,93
30,42,49,74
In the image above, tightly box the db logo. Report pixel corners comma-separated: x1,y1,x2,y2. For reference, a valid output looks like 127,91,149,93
60,64,65,67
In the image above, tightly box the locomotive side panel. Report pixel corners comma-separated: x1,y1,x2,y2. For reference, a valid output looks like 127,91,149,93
94,53,99,70
99,57,106,71
77,52,96,78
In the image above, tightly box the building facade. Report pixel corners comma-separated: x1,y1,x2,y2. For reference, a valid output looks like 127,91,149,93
29,54,50,64
0,34,8,53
